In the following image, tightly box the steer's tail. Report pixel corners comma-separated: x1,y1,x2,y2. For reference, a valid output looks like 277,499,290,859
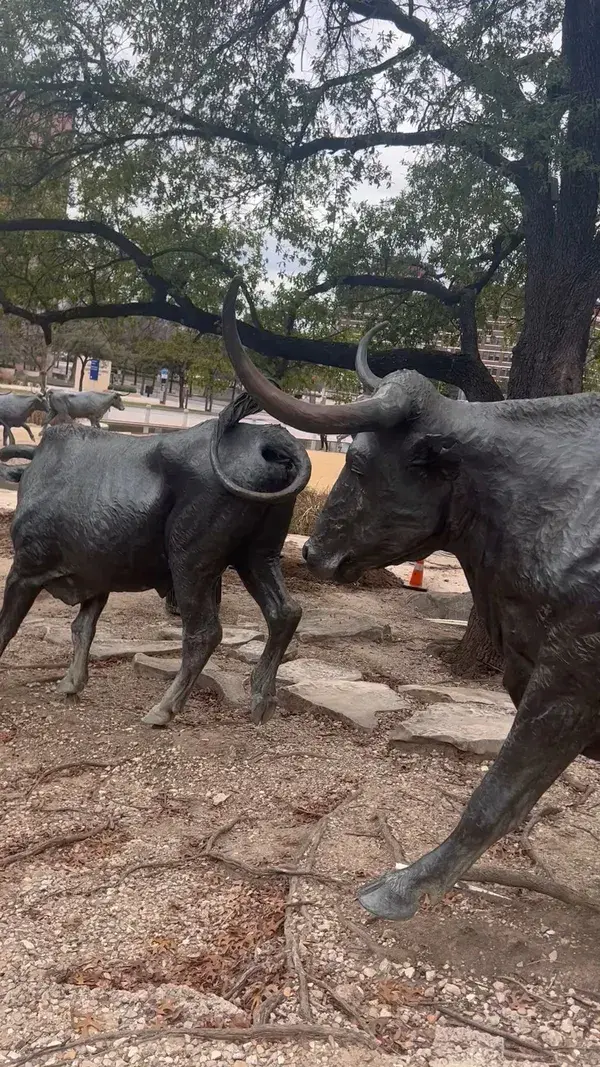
217,389,264,432
0,445,36,462
210,388,311,503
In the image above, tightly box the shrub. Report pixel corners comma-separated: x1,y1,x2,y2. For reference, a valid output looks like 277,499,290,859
289,488,328,537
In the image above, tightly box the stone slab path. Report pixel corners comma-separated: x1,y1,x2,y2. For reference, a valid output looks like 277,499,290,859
281,678,404,731
389,701,515,757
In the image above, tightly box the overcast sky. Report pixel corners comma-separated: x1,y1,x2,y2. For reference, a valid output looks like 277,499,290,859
262,147,410,286
262,6,413,284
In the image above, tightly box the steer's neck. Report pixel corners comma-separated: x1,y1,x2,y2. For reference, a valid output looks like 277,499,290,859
441,394,599,596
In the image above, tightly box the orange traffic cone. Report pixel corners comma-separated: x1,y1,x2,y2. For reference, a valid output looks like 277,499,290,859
408,559,427,591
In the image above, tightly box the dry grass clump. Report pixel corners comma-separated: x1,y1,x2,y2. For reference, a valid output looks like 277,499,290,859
289,489,329,537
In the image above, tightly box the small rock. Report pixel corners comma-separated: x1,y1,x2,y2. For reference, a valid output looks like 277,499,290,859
133,655,246,706
548,949,558,962
543,1030,563,1048
363,967,376,978
443,983,461,996
398,684,513,710
159,624,262,648
389,702,515,757
276,658,362,685
45,628,183,661
404,967,416,979
233,639,297,665
212,792,229,807
281,679,403,731
297,609,391,642
561,1018,573,1033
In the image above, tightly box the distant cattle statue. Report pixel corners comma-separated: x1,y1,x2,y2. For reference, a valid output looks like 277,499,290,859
0,392,49,446
0,383,310,727
44,389,125,427
221,275,600,921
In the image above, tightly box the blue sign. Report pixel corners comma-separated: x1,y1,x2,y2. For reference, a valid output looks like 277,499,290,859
89,359,100,381
160,367,169,382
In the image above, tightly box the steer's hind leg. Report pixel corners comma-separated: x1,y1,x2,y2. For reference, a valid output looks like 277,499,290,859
142,572,222,727
0,568,42,656
56,594,108,696
358,620,600,921
235,551,301,725
22,423,35,442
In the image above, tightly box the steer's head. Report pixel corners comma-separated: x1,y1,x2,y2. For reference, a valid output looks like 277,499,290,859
111,392,125,410
33,392,50,413
221,278,462,582
302,420,461,581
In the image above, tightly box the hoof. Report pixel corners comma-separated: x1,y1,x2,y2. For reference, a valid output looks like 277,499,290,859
357,869,421,921
250,693,277,726
142,705,172,727
56,677,82,696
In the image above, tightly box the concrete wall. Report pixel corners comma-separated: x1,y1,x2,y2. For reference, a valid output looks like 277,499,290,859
74,357,112,392
306,449,344,491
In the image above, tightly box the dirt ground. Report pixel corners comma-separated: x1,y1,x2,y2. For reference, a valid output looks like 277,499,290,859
0,513,599,1067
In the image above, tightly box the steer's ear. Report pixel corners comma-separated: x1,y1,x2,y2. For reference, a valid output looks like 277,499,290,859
409,434,461,479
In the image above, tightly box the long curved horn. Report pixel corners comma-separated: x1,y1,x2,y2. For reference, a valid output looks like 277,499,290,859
221,278,400,434
356,322,389,393
209,423,311,502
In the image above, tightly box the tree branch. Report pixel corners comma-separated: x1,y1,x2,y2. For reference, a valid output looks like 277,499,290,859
0,217,502,400
343,0,528,110
285,272,457,335
285,231,523,336
148,247,263,329
0,217,173,302
307,43,418,96
469,231,525,294
2,77,520,178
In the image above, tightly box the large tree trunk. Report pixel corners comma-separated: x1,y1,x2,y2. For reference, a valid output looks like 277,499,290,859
444,292,505,676
449,0,600,679
442,608,503,677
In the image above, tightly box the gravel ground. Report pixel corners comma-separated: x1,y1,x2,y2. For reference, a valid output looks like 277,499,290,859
0,518,599,1067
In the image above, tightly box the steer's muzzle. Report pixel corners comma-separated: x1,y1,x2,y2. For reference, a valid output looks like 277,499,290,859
303,538,359,583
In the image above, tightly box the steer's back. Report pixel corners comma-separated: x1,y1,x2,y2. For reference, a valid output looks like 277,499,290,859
49,390,100,419
12,425,170,599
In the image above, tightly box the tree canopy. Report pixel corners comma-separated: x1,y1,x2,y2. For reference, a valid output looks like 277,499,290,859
0,0,598,400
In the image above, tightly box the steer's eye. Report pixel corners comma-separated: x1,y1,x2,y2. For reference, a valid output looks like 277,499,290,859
346,451,366,476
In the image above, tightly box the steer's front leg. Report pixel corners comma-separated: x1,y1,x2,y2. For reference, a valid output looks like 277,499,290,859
358,620,600,920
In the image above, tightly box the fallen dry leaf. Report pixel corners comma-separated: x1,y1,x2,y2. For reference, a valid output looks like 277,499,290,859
71,1012,103,1037
377,980,425,1006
